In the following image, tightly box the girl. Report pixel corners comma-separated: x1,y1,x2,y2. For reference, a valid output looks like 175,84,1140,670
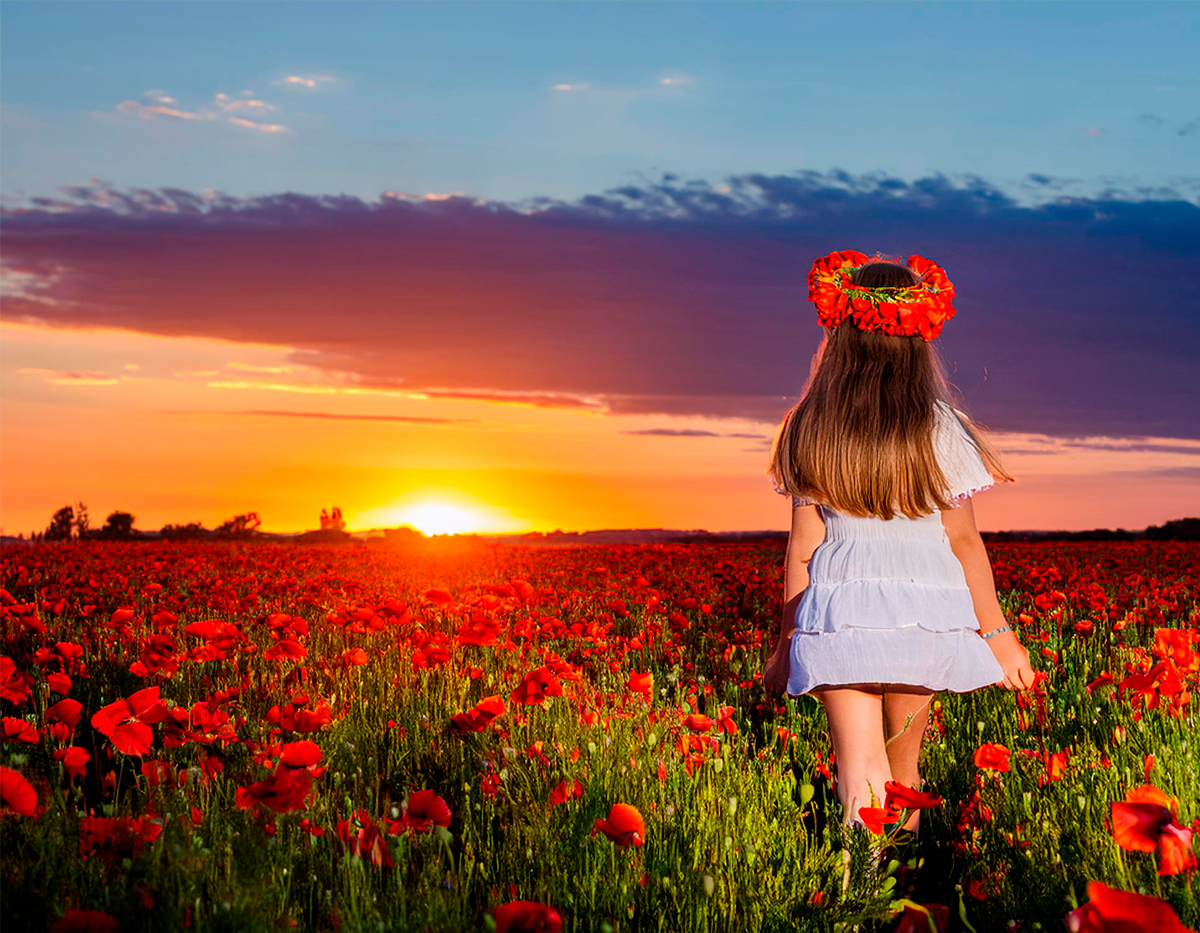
762,249,1036,840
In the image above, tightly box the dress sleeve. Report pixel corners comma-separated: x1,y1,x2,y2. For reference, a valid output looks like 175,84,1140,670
933,401,996,506
770,474,816,508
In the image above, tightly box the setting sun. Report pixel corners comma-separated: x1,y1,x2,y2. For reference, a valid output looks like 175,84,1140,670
350,495,533,536
401,501,485,535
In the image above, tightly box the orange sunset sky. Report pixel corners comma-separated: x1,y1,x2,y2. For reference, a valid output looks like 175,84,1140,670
2,316,1197,538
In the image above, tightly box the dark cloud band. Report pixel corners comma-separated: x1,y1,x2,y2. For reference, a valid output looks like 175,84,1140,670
2,170,1197,439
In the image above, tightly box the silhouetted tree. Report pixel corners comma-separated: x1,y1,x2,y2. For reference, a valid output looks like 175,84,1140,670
320,507,346,532
382,525,428,548
215,512,262,539
73,501,90,539
102,511,136,539
45,505,75,541
160,521,211,541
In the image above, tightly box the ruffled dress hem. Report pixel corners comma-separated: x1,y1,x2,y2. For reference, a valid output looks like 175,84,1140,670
786,624,1005,696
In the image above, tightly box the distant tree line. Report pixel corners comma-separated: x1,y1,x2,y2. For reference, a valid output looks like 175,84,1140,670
8,504,1199,545
1144,517,1200,541
23,502,271,543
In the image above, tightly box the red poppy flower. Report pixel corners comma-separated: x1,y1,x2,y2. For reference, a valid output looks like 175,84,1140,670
141,759,180,789
79,815,163,861
129,633,179,678
235,767,316,815
47,672,72,695
493,900,564,933
1046,749,1070,782
542,653,582,683
1157,823,1199,876
884,780,944,811
683,713,714,734
1085,671,1115,692
235,746,323,817
891,903,949,933
412,643,453,669
2,717,39,743
390,789,452,834
0,656,33,705
973,743,1010,772
54,747,90,782
1112,800,1172,853
423,588,454,607
51,909,120,933
337,809,393,868
266,699,333,733
279,739,323,768
481,772,503,800
341,647,369,666
45,700,82,733
1153,627,1200,670
450,695,506,734
457,613,502,647
1064,879,1192,933
0,765,37,816
548,779,584,809
592,803,645,847
1112,784,1198,876
628,672,653,697
90,686,167,757
263,638,306,662
510,667,563,706
857,804,905,835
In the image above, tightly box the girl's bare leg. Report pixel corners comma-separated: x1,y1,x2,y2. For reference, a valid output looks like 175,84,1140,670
812,684,893,828
882,688,935,833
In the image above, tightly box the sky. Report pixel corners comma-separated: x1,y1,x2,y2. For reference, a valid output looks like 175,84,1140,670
2,1,1198,536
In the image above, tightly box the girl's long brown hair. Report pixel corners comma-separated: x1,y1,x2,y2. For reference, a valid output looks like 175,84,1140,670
767,261,1014,521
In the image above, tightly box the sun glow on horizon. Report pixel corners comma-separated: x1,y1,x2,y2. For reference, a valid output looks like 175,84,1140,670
352,495,531,536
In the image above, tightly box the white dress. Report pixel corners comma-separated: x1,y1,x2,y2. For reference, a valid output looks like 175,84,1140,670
773,400,1006,695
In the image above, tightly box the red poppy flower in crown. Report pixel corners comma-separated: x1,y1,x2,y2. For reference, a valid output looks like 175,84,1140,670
807,249,957,341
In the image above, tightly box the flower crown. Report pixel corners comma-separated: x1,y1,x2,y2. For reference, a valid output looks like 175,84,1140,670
807,249,957,341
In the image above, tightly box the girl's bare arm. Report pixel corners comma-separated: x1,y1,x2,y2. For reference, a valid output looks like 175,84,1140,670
763,505,825,695
941,498,1037,691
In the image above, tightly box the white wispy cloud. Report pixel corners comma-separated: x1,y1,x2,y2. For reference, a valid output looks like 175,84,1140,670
275,74,336,89
212,93,276,114
226,116,288,134
116,99,204,121
110,88,292,134
550,73,694,95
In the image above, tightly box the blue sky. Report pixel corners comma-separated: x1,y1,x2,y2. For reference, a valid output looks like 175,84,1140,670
2,1,1198,205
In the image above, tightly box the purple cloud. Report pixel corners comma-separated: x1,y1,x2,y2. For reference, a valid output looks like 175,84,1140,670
2,170,1198,439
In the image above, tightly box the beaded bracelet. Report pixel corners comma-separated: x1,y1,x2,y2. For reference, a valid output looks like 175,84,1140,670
981,624,1011,640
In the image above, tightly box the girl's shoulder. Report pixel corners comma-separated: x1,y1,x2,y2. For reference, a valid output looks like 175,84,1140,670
932,400,995,505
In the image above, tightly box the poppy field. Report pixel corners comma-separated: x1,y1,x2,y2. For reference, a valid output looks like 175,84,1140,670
1,537,1198,932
